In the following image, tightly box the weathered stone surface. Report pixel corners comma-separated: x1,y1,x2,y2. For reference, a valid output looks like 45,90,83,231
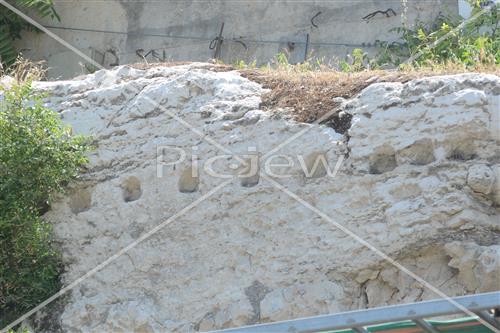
445,242,500,292
467,164,495,195
33,65,499,332
491,165,500,206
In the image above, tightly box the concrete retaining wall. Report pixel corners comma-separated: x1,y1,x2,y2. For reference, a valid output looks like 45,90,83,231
15,0,459,78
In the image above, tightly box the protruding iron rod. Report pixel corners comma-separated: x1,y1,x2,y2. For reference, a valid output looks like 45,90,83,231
476,310,500,329
413,318,440,333
213,22,225,60
353,327,370,333
303,33,310,62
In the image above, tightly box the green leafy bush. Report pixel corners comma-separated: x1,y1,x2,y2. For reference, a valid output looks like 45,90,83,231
233,59,257,70
375,2,499,68
340,48,376,72
0,0,59,67
0,82,88,327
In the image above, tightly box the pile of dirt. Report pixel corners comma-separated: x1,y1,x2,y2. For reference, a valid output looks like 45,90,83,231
127,61,499,134
240,70,422,133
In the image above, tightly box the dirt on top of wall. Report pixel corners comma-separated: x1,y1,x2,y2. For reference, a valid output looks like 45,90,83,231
128,61,500,134
127,62,411,133
240,70,416,133
240,67,500,133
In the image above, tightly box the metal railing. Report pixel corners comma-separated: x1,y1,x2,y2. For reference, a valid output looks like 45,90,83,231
210,291,500,333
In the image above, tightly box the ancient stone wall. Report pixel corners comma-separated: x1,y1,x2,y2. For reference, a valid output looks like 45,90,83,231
36,65,499,332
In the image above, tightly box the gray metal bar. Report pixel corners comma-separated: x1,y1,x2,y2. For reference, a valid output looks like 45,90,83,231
213,22,224,60
210,292,500,333
303,33,310,62
476,310,500,329
352,327,369,333
413,318,440,333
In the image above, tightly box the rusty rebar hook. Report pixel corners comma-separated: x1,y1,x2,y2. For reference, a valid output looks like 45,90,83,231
311,11,322,28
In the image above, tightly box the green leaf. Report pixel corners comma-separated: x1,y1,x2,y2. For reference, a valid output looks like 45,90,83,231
0,82,90,326
0,27,17,67
0,0,59,68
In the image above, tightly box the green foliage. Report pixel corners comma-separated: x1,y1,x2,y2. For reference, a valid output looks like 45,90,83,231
233,59,257,70
270,51,320,72
340,48,377,72
0,82,89,327
274,51,291,70
7,328,30,333
375,2,499,68
0,0,59,67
